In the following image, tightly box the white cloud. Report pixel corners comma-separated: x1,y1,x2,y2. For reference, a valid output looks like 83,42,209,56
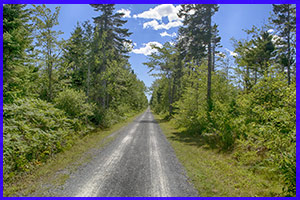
160,31,177,37
134,4,183,30
132,41,163,56
133,4,181,22
117,8,131,18
225,48,238,57
143,19,182,30
267,29,274,33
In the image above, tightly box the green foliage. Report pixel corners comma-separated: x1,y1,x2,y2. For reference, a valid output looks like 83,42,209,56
3,98,82,181
3,4,35,104
3,4,147,185
280,146,296,196
232,71,295,195
270,4,296,83
54,88,95,120
149,4,295,196
31,4,64,101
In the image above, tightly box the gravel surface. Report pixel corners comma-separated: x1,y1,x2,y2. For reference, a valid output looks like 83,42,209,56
51,108,198,197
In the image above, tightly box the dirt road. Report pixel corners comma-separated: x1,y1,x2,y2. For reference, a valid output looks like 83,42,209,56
53,108,198,197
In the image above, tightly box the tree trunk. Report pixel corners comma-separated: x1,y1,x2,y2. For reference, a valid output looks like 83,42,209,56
287,4,291,85
245,66,250,93
170,76,176,115
207,6,213,112
254,70,257,85
47,39,52,101
212,37,215,72
87,63,90,99
168,72,172,115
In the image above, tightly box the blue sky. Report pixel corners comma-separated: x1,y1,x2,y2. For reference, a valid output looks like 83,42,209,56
27,4,273,100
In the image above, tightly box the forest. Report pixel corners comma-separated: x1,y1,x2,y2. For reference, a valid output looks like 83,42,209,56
147,4,296,196
3,4,148,184
3,4,296,197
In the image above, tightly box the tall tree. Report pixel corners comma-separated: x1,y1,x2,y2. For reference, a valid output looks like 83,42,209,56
271,4,296,85
90,4,132,108
144,42,180,115
3,4,34,103
178,4,219,112
233,28,275,91
31,4,64,101
64,22,86,89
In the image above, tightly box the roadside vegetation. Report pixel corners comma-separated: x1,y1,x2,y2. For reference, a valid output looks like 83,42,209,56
4,111,144,197
3,4,148,187
148,4,296,197
155,114,283,197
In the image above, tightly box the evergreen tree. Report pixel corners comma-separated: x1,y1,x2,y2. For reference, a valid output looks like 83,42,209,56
233,27,275,91
90,4,132,108
144,42,180,115
63,22,89,90
31,4,64,101
3,4,34,103
178,4,219,112
271,4,296,85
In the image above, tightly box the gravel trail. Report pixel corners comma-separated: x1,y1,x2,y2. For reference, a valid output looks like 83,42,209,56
53,108,198,197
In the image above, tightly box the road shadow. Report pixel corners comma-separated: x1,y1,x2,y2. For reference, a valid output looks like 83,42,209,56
138,119,158,124
168,130,208,148
158,120,220,150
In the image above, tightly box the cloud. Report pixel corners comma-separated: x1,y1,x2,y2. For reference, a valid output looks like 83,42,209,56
267,29,274,33
225,48,238,57
134,4,183,30
132,41,163,56
117,8,131,18
143,19,183,30
133,4,181,22
160,31,177,37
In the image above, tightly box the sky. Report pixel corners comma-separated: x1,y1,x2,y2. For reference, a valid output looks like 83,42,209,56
27,4,273,100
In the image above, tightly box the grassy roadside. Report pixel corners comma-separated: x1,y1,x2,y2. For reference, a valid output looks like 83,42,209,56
3,110,145,197
153,113,283,197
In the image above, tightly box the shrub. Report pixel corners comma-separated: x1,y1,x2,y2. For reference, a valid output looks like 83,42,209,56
53,88,95,121
233,72,296,196
3,98,81,181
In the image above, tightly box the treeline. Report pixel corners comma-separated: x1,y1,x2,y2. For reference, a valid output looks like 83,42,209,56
148,4,296,196
3,4,147,181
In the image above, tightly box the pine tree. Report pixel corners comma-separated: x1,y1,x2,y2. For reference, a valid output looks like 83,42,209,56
271,4,296,85
144,42,180,115
31,4,64,101
178,4,219,112
3,4,34,103
90,4,132,108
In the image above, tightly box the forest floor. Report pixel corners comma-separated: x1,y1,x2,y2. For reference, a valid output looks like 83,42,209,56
153,113,283,197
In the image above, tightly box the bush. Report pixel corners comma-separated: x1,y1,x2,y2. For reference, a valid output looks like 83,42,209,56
3,98,81,181
54,88,95,121
233,72,296,196
280,145,296,196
